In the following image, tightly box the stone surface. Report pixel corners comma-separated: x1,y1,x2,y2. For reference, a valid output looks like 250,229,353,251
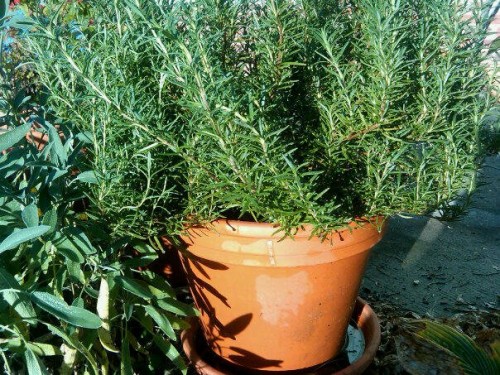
362,155,500,317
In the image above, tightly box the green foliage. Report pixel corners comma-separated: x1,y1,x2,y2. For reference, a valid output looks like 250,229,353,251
0,120,190,373
397,320,500,375
25,0,498,237
1,6,192,375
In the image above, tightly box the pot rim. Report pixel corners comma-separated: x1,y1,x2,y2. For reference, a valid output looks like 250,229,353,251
179,216,387,266
184,216,386,240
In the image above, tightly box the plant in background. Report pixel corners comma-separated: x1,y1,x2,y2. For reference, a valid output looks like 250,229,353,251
397,319,500,375
1,3,194,374
21,0,186,241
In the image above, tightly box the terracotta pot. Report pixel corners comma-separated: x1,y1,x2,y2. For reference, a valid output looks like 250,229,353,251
181,297,381,375
179,218,386,372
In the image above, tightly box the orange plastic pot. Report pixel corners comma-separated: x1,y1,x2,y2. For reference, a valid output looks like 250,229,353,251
179,218,386,372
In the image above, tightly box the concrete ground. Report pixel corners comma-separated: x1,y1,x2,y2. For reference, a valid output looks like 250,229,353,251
361,155,500,317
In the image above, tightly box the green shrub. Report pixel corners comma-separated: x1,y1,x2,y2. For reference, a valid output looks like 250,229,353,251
1,4,193,374
26,0,498,238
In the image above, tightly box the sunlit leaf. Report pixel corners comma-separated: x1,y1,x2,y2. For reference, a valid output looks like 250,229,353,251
0,226,50,254
0,267,36,323
152,335,187,374
116,276,154,300
44,323,99,375
22,204,39,228
26,342,63,357
74,170,98,184
144,305,176,341
24,347,49,375
0,123,30,153
120,334,133,375
30,291,101,329
41,207,58,234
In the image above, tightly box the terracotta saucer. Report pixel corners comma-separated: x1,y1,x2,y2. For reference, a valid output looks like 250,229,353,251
181,297,381,375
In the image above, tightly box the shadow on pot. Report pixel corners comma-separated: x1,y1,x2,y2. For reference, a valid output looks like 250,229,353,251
147,236,189,288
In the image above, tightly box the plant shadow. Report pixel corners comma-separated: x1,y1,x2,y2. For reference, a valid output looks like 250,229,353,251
177,238,286,370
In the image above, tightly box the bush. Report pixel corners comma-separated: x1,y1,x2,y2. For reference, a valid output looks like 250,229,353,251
25,0,498,237
1,3,194,374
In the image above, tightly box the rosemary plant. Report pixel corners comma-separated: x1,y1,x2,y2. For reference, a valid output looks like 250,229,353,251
26,0,498,236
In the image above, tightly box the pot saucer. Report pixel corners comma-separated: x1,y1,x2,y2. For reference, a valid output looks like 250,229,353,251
181,297,380,375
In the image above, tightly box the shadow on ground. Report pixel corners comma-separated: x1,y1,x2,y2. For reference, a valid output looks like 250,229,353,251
361,155,500,317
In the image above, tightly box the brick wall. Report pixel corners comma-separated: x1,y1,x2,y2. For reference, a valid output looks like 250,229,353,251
485,1,500,47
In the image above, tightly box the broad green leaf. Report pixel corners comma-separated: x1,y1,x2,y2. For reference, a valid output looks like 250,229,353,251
1,337,22,351
47,123,67,166
0,225,50,254
13,90,30,110
67,260,85,283
120,334,133,375
156,298,199,317
47,168,67,183
75,131,92,144
1,0,8,21
124,303,134,321
153,335,187,374
144,305,176,341
0,267,36,323
41,207,58,234
98,328,119,353
0,147,25,175
147,284,174,300
141,271,176,298
64,227,96,255
132,241,157,255
22,204,39,228
30,291,101,329
24,347,49,375
44,323,99,375
165,314,191,331
123,254,157,268
52,233,85,263
117,276,154,300
26,342,62,357
74,171,98,184
53,267,67,298
72,296,84,308
0,123,30,153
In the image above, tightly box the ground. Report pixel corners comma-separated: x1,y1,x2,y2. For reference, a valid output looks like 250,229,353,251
360,154,500,373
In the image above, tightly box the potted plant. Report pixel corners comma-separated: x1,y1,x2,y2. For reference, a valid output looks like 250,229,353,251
25,0,497,372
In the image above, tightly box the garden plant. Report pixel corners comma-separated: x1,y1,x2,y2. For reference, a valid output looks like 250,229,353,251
25,0,498,234
1,2,195,374
2,0,499,373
